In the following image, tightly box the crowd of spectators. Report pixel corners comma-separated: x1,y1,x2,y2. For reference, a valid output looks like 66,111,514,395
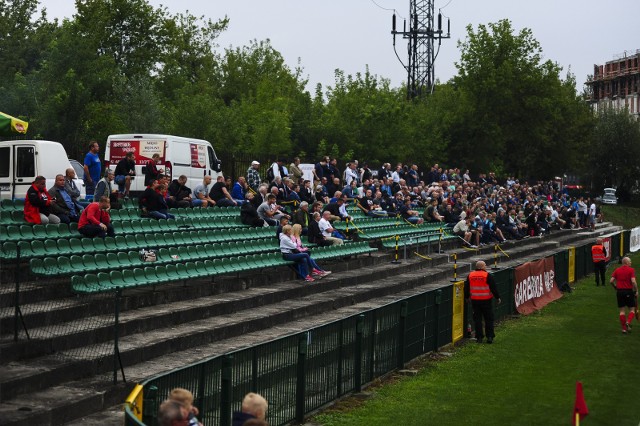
20,141,602,253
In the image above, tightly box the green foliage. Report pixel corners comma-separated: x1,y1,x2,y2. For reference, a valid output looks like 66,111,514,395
0,4,600,184
589,107,640,200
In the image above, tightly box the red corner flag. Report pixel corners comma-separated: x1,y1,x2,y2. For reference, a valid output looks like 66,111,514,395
572,381,589,425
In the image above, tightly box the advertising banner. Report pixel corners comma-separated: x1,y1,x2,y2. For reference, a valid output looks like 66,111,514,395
631,227,640,252
514,257,563,315
190,143,206,168
602,237,612,262
452,280,465,343
109,139,166,164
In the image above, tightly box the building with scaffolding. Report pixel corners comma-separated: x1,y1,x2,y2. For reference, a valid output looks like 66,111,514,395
586,50,640,119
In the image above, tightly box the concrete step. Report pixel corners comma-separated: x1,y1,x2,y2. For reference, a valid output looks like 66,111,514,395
1,236,582,426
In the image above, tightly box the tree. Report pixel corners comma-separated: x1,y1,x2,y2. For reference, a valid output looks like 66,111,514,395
589,107,640,201
454,20,589,178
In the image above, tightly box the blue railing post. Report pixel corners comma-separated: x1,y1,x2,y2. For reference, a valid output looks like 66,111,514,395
295,332,309,423
220,355,233,426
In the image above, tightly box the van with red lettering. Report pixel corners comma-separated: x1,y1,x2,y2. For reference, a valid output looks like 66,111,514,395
104,134,222,194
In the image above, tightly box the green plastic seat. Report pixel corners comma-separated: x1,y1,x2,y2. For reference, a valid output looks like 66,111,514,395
195,261,208,277
117,252,131,266
32,224,47,239
68,222,79,235
71,275,87,293
83,274,100,292
104,236,118,251
97,272,111,288
114,236,128,250
133,268,148,286
80,238,95,252
165,264,180,281
122,269,137,287
154,265,168,282
42,239,60,257
70,255,85,272
144,266,158,282
30,258,46,275
11,210,24,224
82,254,97,269
30,240,47,257
93,238,107,253
95,253,109,270
109,270,126,288
175,263,189,279
124,235,138,249
128,252,142,267
57,256,73,274
20,225,35,240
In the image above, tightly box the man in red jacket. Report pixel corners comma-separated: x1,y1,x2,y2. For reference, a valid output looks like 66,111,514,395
78,196,115,238
24,176,61,224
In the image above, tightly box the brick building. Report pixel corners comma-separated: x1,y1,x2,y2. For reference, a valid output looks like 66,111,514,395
586,50,640,119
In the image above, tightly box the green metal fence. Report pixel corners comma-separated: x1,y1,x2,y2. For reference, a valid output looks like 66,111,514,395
125,234,626,426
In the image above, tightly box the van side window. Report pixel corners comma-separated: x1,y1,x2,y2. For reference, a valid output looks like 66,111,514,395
208,146,221,172
16,146,35,178
0,147,9,177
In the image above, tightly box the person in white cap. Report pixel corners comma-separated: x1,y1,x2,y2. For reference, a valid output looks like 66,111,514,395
247,161,261,193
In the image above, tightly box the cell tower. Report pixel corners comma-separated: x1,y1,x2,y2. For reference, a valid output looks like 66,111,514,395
391,0,451,99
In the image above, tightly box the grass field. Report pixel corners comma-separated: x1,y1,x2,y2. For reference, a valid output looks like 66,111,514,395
314,253,640,426
601,204,640,230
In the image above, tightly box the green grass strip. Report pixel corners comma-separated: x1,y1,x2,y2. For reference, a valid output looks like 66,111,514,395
315,253,640,426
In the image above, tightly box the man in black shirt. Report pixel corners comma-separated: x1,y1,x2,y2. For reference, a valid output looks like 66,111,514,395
168,175,194,208
113,152,136,197
209,175,237,207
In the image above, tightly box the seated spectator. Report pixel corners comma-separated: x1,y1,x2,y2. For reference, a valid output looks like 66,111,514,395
496,208,522,240
144,153,163,186
158,399,189,426
275,216,289,239
280,225,324,282
113,152,136,197
453,216,478,247
442,203,459,225
307,211,331,247
318,211,345,245
78,196,115,238
292,201,311,234
24,176,61,224
94,169,121,209
423,199,444,223
298,180,315,204
241,192,266,228
210,175,238,207
324,196,350,222
257,194,289,226
357,189,388,217
232,393,268,426
64,167,87,207
168,388,202,426
49,174,82,224
291,224,330,276
192,176,214,207
399,198,424,224
141,183,175,219
230,177,248,205
168,175,196,208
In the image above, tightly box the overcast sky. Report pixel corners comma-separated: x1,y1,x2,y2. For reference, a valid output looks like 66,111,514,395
39,0,640,92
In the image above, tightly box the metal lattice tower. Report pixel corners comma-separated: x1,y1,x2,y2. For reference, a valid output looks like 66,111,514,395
392,0,450,99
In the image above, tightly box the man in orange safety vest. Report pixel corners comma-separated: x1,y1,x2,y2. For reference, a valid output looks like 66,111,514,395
464,260,501,344
591,238,607,287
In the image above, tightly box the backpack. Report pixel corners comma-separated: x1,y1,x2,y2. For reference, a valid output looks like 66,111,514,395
266,165,275,182
139,248,157,262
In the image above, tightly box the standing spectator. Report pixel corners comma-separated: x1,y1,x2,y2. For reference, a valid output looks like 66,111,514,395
209,175,238,207
49,174,82,224
246,161,262,193
289,157,303,183
313,157,327,183
231,177,247,205
113,152,136,197
609,257,638,334
588,200,597,231
78,196,115,238
144,153,163,186
192,176,214,207
168,388,202,426
344,162,359,186
24,176,61,224
168,175,196,208
577,197,588,228
83,141,101,197
591,238,608,287
406,164,419,187
232,393,268,426
158,400,189,426
464,260,501,343
268,159,283,182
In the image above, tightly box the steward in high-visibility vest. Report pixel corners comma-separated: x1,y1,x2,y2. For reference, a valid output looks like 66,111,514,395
464,260,501,344
591,238,608,287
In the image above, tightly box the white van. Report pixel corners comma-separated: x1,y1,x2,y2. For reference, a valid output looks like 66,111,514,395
0,140,85,200
104,134,222,194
